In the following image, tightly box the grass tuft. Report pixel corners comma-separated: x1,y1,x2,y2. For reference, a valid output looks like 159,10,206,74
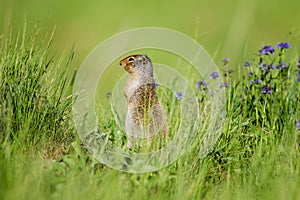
0,24,74,158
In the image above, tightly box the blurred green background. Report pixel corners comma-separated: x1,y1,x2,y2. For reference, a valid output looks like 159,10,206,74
1,0,300,68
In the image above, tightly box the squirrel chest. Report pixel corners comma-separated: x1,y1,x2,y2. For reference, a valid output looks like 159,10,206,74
125,75,158,127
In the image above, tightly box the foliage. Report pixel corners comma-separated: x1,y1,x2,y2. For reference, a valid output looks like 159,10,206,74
0,26,300,200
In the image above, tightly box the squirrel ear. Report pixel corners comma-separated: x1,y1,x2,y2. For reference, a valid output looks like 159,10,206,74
142,54,150,62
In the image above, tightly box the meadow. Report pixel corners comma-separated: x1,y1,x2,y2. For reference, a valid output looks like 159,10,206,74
1,0,300,199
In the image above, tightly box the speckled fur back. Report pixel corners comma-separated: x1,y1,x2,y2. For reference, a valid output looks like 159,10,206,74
119,54,167,147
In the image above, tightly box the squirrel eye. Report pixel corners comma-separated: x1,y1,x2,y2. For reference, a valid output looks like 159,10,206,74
128,57,135,62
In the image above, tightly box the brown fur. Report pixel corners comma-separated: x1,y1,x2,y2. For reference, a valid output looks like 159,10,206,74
119,55,167,148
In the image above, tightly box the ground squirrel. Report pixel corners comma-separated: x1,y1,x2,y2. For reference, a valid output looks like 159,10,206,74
119,54,167,148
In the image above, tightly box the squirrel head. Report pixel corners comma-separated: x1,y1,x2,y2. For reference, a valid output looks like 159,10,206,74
119,54,153,77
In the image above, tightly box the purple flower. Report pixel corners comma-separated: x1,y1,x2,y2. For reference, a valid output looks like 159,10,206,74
268,64,275,69
210,71,220,79
274,64,282,69
273,62,287,69
262,86,272,94
279,62,287,69
296,77,300,83
276,42,291,49
297,59,300,68
243,61,252,68
250,79,262,85
220,82,229,88
296,120,300,130
196,81,208,90
155,82,159,87
222,58,230,65
296,72,300,77
259,45,275,55
263,64,269,71
260,63,272,72
196,82,201,90
175,92,184,100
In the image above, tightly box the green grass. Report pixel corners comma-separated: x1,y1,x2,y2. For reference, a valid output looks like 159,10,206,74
0,24,74,158
1,25,300,200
